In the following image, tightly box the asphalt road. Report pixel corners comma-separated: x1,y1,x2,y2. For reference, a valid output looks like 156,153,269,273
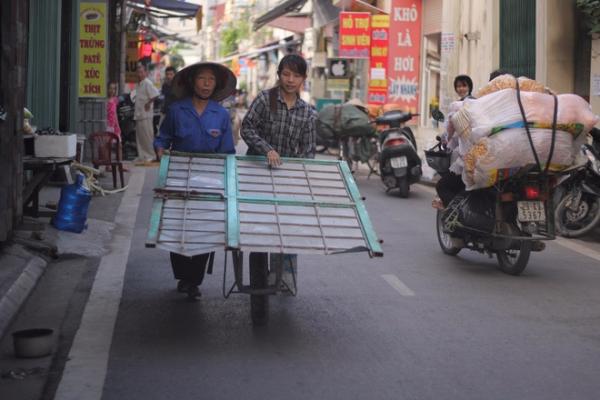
94,166,600,400
4,164,600,400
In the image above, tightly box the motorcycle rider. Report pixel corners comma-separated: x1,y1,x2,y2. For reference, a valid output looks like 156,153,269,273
432,74,475,209
433,70,515,209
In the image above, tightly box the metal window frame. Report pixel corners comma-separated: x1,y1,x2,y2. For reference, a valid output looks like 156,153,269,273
146,152,383,257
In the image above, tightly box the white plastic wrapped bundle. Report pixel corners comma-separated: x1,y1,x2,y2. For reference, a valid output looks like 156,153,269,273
451,89,599,144
461,128,579,190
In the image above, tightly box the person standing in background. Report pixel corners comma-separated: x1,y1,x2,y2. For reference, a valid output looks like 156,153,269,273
105,82,128,172
133,63,160,164
106,82,121,140
159,66,176,125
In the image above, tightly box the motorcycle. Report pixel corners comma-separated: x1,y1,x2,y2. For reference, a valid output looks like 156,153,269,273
117,93,137,160
554,127,600,237
315,103,379,175
376,110,422,197
426,137,555,276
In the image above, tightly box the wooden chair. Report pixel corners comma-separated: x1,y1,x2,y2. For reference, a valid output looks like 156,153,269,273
89,131,124,188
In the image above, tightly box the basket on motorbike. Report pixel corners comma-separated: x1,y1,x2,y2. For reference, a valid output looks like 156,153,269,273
425,142,452,174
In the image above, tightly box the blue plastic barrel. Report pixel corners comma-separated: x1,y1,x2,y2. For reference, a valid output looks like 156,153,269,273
52,173,92,233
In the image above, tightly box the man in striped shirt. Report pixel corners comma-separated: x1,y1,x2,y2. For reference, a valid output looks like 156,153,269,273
240,55,316,323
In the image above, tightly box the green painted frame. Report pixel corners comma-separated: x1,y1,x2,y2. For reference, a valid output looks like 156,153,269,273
146,152,383,257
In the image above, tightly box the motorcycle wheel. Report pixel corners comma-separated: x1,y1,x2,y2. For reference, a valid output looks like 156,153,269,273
436,210,461,255
496,241,532,276
397,177,410,198
249,253,269,326
554,192,600,238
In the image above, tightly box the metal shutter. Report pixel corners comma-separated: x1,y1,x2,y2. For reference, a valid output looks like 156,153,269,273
499,0,536,79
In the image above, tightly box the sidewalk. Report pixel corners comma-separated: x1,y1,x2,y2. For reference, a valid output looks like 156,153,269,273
0,170,129,342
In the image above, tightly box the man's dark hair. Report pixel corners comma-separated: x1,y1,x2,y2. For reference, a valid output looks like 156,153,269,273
489,68,510,81
277,54,307,77
453,74,473,95
165,66,176,74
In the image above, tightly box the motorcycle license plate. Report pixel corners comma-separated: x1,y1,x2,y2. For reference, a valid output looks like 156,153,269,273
517,201,546,222
390,156,408,168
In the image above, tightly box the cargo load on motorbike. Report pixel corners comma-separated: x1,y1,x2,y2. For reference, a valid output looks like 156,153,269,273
446,75,599,190
316,103,375,139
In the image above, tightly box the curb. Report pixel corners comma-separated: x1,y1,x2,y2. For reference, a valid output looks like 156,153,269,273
0,250,48,339
419,175,439,188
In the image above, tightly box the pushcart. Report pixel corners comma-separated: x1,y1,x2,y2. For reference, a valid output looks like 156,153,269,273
146,152,383,325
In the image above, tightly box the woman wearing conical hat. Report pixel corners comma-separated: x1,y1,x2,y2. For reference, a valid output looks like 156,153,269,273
154,62,236,299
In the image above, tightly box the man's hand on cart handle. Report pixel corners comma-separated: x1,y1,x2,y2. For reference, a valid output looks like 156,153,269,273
267,150,282,167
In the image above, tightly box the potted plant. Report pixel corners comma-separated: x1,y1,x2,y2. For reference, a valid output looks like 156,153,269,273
577,0,600,38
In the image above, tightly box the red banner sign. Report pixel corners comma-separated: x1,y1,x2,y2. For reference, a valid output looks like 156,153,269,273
339,12,371,59
387,0,422,113
367,15,390,105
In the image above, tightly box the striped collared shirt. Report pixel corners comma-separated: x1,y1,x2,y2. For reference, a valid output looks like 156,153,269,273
241,88,316,159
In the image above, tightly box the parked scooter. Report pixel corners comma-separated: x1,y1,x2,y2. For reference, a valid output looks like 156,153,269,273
554,127,600,237
376,110,422,197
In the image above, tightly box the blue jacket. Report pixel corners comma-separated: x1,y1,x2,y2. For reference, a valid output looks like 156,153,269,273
154,98,235,154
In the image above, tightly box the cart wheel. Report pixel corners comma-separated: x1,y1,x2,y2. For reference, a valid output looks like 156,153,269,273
249,253,269,326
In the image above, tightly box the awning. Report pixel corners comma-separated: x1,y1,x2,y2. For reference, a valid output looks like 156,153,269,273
146,25,199,45
253,0,308,31
127,0,200,18
266,15,311,34
313,0,340,29
219,38,302,63
333,0,386,14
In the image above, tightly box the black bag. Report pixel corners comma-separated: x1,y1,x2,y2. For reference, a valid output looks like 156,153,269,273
425,143,451,174
316,104,375,140
443,191,495,234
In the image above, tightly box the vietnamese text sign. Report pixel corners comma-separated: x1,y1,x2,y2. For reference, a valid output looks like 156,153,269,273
79,2,107,97
387,0,422,113
441,32,455,53
339,12,371,59
592,74,600,96
125,33,140,83
368,15,390,105
327,79,351,91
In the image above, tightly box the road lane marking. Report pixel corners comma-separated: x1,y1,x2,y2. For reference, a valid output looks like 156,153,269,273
382,274,415,297
54,167,145,400
555,237,600,263
417,183,436,195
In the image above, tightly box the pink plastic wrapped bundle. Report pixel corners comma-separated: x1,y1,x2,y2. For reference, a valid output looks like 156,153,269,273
461,128,578,190
451,89,599,143
476,74,547,98
444,100,467,150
